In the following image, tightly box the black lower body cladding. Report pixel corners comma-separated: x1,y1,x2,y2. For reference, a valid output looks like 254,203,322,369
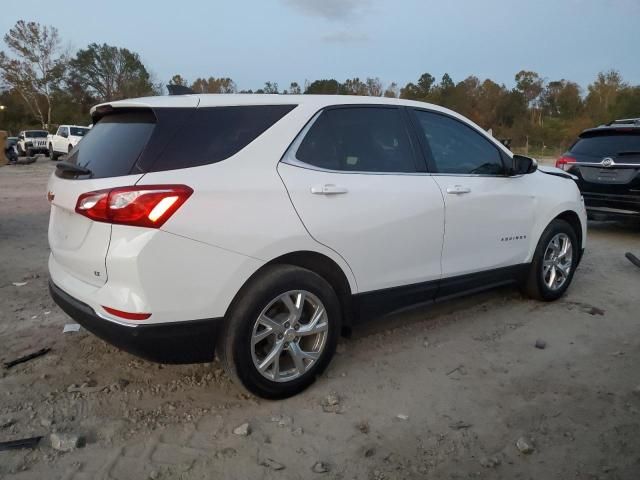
49,280,222,364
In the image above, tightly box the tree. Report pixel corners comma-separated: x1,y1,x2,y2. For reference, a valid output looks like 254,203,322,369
262,81,279,94
515,70,544,106
340,77,368,95
417,73,435,95
383,82,399,98
0,20,67,128
585,70,626,123
612,85,640,120
515,70,544,125
400,72,435,100
69,43,154,102
540,80,582,119
288,82,301,94
169,74,188,86
191,77,236,93
305,79,340,94
365,77,383,96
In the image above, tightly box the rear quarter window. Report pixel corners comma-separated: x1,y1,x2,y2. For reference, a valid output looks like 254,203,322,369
149,105,296,172
62,104,296,179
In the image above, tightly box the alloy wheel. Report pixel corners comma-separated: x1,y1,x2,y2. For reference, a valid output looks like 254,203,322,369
250,290,328,383
542,233,573,291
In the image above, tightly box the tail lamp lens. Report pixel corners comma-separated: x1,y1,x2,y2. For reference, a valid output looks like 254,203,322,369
76,185,193,228
556,156,576,171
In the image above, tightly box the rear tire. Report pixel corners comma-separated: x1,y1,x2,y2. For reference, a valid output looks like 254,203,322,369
523,219,579,301
217,265,341,399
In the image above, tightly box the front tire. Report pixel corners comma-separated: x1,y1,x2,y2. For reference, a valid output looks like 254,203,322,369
523,219,579,301
217,265,341,399
49,144,58,161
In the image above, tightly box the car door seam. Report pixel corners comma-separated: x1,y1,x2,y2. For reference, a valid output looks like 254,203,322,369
275,164,359,293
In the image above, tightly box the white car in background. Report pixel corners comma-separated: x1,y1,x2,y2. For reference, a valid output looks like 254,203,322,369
48,125,90,160
17,130,49,156
47,94,587,398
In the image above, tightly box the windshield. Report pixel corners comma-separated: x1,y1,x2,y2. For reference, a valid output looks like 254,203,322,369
25,131,48,138
571,132,640,157
70,127,90,137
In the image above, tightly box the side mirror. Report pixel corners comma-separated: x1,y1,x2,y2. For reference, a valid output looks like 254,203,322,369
512,154,537,175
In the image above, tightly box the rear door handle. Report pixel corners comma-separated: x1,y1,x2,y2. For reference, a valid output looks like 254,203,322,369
446,185,471,195
311,184,349,195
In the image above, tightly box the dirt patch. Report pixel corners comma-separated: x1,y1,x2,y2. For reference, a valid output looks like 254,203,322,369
1,159,639,479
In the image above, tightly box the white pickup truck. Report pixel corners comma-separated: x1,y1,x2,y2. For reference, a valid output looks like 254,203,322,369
48,125,91,160
17,130,49,156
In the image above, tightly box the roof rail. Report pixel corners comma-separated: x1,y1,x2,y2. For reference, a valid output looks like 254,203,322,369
166,85,194,96
606,118,640,126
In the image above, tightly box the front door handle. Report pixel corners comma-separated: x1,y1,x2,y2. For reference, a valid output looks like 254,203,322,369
446,185,471,195
311,184,349,195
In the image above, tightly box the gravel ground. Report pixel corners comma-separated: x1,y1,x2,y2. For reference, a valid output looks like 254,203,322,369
1,158,639,479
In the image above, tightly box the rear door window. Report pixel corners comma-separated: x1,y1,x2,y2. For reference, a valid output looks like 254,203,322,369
63,111,156,179
295,107,417,173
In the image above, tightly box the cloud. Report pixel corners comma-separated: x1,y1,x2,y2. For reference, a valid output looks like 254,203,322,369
282,0,372,20
321,31,369,43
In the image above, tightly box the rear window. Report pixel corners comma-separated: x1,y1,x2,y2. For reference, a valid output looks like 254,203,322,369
65,111,156,179
571,131,640,157
70,127,90,136
62,105,295,179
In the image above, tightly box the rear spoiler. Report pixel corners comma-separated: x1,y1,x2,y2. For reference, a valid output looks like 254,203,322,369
166,85,194,96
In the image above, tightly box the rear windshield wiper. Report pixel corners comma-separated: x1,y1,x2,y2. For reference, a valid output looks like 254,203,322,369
56,161,92,176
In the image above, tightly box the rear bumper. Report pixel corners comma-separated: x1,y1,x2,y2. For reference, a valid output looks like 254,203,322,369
583,192,640,219
25,147,48,153
49,280,222,364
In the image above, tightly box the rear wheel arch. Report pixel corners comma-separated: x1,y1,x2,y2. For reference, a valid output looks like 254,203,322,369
227,251,355,331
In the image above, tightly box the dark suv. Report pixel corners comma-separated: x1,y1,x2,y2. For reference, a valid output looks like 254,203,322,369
557,118,640,221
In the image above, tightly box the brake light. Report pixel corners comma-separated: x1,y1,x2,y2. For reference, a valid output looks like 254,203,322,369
102,306,151,320
556,155,576,171
75,185,193,228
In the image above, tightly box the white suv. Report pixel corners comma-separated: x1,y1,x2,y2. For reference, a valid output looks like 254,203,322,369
17,130,49,156
48,125,90,160
47,94,587,398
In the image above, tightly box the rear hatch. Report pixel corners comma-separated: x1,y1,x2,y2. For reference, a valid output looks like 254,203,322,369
564,128,640,195
47,104,192,287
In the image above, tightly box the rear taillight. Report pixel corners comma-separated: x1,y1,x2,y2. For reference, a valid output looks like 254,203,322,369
556,155,576,171
75,185,193,228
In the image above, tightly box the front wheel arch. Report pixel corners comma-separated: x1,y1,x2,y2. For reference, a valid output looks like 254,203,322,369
554,210,583,256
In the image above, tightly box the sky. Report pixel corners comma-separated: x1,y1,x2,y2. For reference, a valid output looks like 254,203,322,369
1,0,639,92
